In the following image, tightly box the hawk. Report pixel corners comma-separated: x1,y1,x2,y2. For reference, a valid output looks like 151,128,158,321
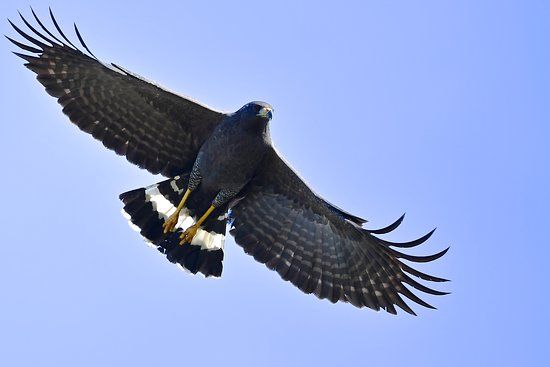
8,9,449,315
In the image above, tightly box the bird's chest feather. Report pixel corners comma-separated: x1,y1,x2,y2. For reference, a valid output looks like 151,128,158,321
197,126,268,191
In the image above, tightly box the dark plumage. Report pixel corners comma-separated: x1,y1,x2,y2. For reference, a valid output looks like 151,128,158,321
8,9,449,315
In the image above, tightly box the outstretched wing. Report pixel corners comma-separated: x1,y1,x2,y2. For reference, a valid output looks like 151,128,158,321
230,147,449,315
7,9,225,177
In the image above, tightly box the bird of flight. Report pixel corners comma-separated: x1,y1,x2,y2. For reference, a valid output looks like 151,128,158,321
7,9,449,315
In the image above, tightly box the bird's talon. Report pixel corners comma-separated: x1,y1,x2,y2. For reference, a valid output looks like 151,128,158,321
163,213,179,234
179,225,198,245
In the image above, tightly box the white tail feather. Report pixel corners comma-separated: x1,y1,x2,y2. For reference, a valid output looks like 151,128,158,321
121,184,225,251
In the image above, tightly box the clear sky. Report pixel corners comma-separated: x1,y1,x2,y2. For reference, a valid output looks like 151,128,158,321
1,1,548,366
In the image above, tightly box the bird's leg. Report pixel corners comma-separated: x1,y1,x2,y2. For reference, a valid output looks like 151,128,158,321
163,188,192,234
178,189,234,245
163,161,202,234
179,205,216,245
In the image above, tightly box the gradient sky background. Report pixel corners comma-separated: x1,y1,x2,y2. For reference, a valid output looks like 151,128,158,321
1,1,548,366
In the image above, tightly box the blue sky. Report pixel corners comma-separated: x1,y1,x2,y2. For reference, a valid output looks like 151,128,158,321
1,1,548,366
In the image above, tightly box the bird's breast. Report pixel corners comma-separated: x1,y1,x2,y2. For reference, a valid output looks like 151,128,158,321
197,128,268,192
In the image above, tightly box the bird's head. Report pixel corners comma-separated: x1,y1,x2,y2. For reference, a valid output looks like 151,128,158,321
239,101,273,122
232,101,274,137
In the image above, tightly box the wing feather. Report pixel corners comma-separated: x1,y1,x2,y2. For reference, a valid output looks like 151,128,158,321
230,147,449,315
8,10,225,176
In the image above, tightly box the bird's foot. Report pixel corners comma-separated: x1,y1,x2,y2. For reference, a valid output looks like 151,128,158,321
163,211,180,234
179,224,199,245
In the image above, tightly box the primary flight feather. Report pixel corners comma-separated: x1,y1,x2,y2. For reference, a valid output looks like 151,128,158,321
8,9,449,315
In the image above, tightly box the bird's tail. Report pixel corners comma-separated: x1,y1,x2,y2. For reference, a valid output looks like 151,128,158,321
119,175,227,277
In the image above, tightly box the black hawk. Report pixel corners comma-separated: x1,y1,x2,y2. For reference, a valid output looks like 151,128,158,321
7,9,449,315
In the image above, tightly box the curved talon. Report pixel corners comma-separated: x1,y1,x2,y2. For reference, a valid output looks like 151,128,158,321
162,213,179,234
178,204,216,245
163,188,192,234
179,225,199,245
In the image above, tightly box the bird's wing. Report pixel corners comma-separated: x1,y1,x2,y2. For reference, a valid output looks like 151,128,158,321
7,10,225,177
230,147,449,315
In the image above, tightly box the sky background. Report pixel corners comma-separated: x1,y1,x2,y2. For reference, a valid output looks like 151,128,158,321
1,1,549,366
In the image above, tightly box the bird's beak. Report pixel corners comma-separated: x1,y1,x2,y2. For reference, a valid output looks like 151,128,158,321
257,106,273,120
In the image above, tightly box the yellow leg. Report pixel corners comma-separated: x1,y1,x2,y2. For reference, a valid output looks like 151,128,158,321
179,205,216,245
163,188,192,234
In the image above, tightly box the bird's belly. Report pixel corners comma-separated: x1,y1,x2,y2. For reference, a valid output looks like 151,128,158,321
198,140,265,193
201,159,248,190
